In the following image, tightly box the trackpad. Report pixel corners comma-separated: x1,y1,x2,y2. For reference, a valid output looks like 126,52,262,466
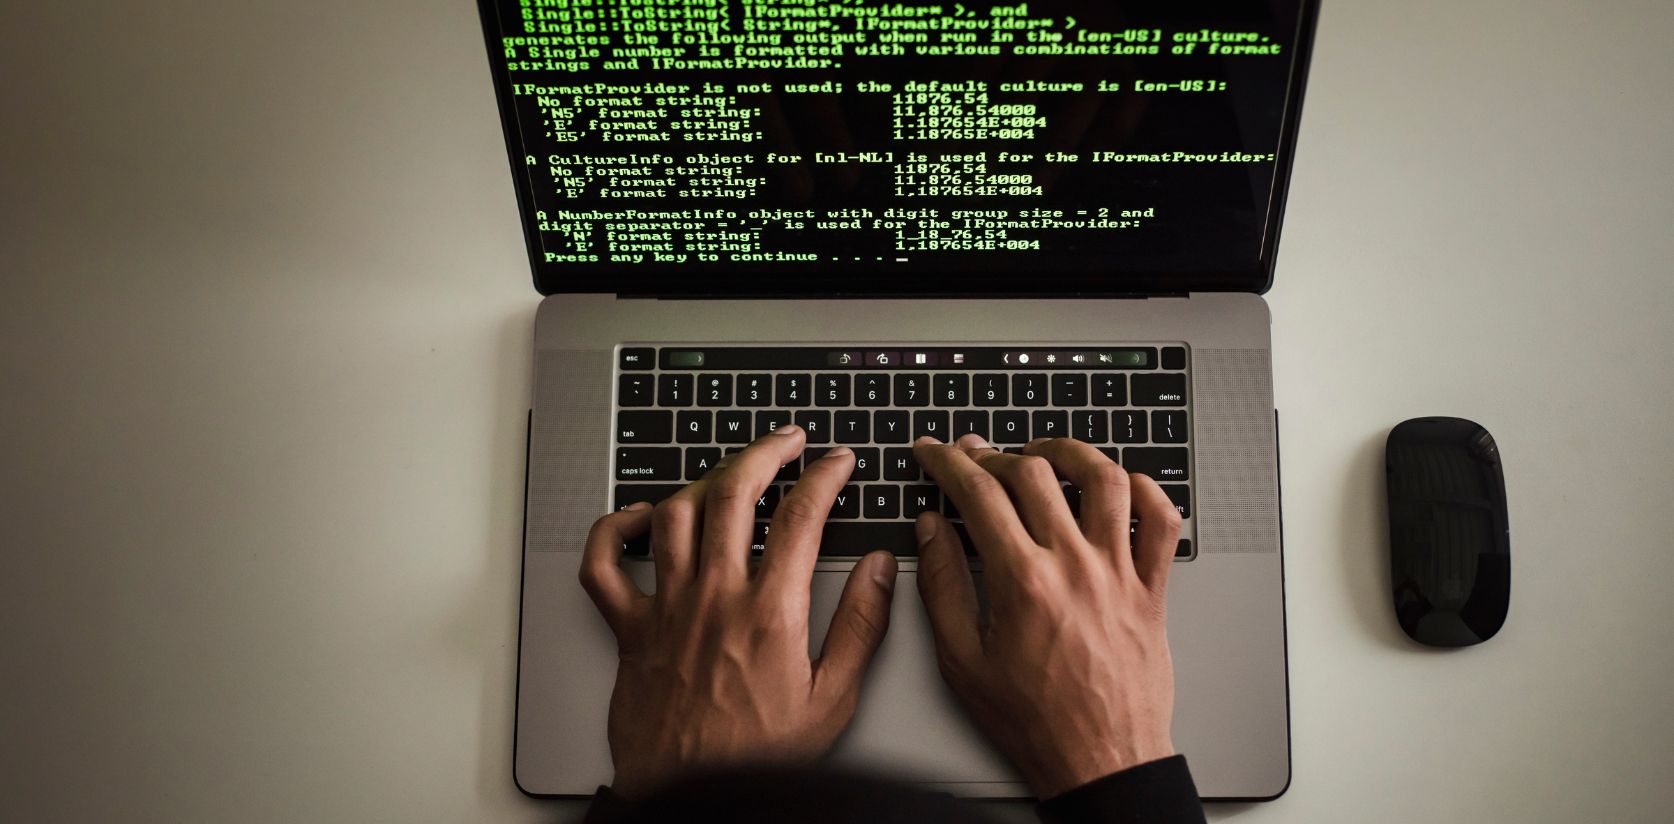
807,568,1016,785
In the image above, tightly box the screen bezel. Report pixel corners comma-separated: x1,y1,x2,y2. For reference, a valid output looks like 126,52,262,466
474,0,1319,298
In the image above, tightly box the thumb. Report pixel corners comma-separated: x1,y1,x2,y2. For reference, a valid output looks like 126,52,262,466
813,551,898,714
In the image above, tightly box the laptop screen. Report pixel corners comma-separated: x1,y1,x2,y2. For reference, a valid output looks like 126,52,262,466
477,0,1316,296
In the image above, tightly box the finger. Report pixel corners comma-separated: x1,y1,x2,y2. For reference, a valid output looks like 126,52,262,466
648,475,712,595
759,446,855,594
1023,437,1133,557
699,424,807,585
913,436,1034,565
965,448,1082,549
579,503,652,638
1129,473,1184,596
813,551,898,713
912,512,981,671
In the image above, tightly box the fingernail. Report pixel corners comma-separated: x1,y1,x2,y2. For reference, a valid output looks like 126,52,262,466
914,435,940,445
957,433,988,449
871,552,897,590
914,514,937,547
776,424,801,435
626,501,652,511
825,446,853,458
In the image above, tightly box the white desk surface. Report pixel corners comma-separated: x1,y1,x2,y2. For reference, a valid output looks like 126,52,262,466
3,1,1671,821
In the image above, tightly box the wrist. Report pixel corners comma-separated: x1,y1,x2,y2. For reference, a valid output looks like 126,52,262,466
1027,738,1176,800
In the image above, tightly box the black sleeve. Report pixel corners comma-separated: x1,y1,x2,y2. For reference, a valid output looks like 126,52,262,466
1035,755,1206,824
582,785,634,824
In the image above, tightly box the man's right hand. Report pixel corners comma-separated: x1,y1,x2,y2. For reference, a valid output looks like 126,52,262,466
911,434,1184,800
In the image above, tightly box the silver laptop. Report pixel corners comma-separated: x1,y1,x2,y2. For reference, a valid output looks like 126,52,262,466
476,0,1317,801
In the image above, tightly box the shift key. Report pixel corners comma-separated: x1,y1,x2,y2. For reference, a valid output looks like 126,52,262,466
615,447,680,481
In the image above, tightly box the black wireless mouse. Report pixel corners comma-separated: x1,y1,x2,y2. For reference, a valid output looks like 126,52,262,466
1385,417,1510,647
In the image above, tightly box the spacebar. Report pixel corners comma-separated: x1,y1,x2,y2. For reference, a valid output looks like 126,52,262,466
817,522,919,556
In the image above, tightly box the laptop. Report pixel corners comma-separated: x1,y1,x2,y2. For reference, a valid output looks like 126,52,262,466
477,0,1317,801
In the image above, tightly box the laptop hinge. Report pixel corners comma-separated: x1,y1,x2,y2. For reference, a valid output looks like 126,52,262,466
620,292,1188,300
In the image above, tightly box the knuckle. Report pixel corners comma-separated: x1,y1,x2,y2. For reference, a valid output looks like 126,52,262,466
1090,461,1129,490
652,497,695,531
1012,455,1057,484
708,475,757,508
773,492,826,529
844,601,890,647
955,471,1003,501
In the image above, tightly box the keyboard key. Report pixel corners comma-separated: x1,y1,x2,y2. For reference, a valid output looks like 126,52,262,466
1062,483,1082,518
794,410,831,443
613,483,682,510
675,410,711,443
755,486,780,519
737,374,772,406
803,446,833,464
952,410,989,440
883,447,920,480
830,484,861,519
934,374,969,406
940,487,963,520
1072,410,1109,443
1032,410,1069,439
855,374,890,406
1176,538,1193,558
1098,447,1121,463
1112,411,1148,443
993,411,1029,443
617,410,672,443
834,411,870,443
619,347,656,370
873,410,910,443
973,374,1008,406
904,485,939,517
1051,374,1088,406
685,448,722,480
864,485,901,519
912,410,950,441
1131,373,1187,407
1161,484,1191,518
775,374,812,407
1091,373,1127,406
815,374,851,406
1122,447,1190,481
696,374,732,407
615,447,680,481
716,410,752,443
754,410,791,439
851,447,881,481
618,375,655,407
1152,411,1188,443
1161,346,1187,370
776,457,800,482
893,374,931,407
1012,374,1048,407
817,522,915,555
657,374,693,407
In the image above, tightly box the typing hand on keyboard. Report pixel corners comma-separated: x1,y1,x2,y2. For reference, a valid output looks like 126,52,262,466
911,433,1184,800
579,424,898,799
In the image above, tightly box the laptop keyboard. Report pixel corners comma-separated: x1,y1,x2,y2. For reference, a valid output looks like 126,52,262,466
612,346,1194,560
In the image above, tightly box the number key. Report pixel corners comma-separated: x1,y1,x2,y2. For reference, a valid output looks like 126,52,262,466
816,374,851,407
697,374,732,407
856,374,890,406
775,374,811,407
737,374,771,407
973,374,1008,406
657,374,692,407
893,374,930,407
1012,374,1048,407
